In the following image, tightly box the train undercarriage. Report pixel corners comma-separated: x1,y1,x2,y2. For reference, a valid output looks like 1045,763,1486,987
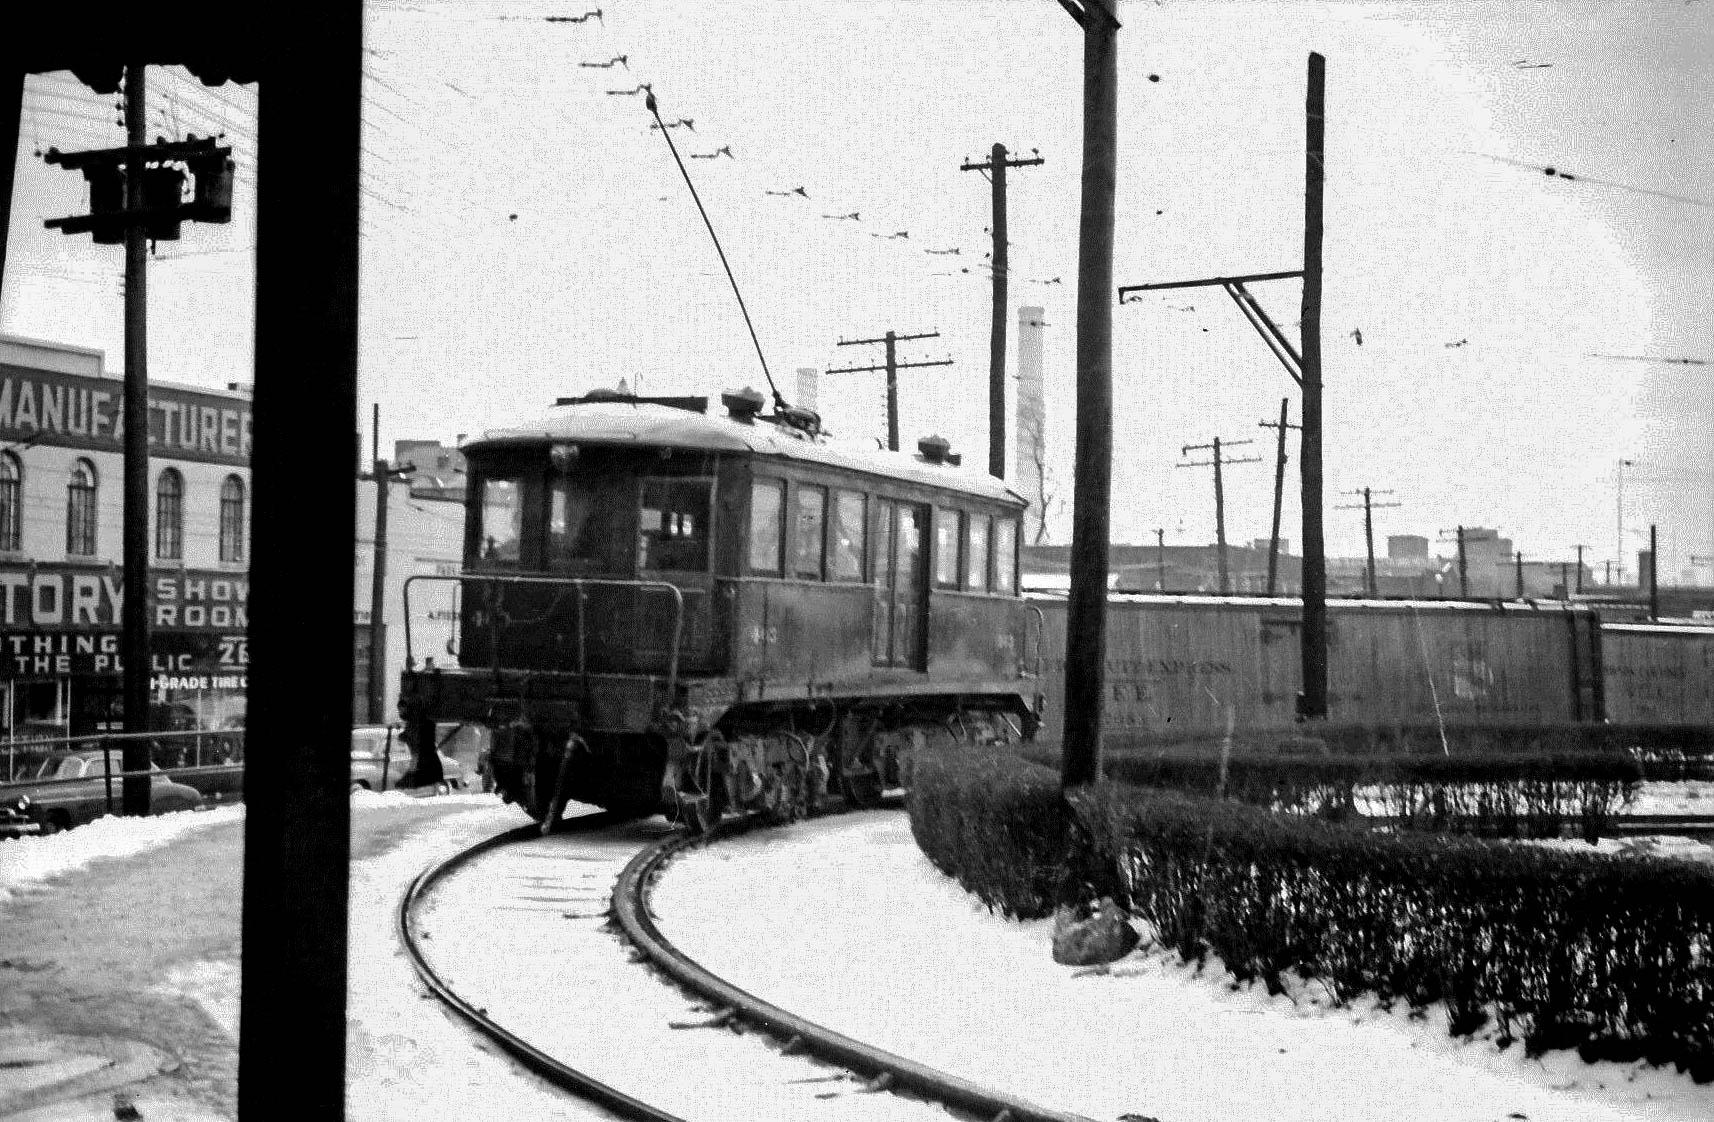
401,667,1035,834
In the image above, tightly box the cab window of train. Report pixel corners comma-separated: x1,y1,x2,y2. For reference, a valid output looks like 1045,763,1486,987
965,513,989,592
475,474,524,567
829,489,867,582
934,508,963,588
994,517,1018,593
748,478,786,575
639,479,712,572
547,474,632,574
792,484,827,580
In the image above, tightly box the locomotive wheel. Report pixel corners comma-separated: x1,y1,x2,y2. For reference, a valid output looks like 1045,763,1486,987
839,756,884,808
675,791,716,834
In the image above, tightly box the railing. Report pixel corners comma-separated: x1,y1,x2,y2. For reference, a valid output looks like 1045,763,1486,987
403,573,686,699
0,727,247,815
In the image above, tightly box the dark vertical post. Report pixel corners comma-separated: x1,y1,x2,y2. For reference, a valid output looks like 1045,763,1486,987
1575,544,1585,593
239,6,361,1117
120,63,152,815
1362,488,1377,596
1649,523,1659,620
368,403,389,725
1212,437,1230,594
1456,525,1468,597
1297,51,1328,721
1266,397,1288,594
989,143,1008,479
883,331,899,452
1560,561,1569,599
1156,527,1166,591
0,67,21,300
1515,551,1524,599
1061,1,1118,789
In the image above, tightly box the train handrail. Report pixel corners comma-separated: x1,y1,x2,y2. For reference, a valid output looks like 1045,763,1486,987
403,573,686,701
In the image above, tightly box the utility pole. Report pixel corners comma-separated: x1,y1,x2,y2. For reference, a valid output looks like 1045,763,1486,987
1178,438,1261,594
1573,544,1587,594
1439,527,1469,597
41,70,235,814
365,405,413,725
1514,551,1525,599
962,144,1043,479
1058,0,1119,790
1156,527,1167,592
1298,51,1329,721
826,330,952,452
1649,523,1659,620
1616,457,1636,585
1335,487,1399,596
1258,398,1300,593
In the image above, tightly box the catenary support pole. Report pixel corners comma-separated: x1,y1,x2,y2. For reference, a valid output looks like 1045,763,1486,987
239,7,361,1116
1297,51,1328,722
368,403,389,724
1061,0,1118,789
962,143,1043,479
120,62,152,815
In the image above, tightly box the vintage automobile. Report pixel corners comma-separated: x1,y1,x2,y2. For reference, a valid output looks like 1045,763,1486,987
7,750,205,833
350,725,466,791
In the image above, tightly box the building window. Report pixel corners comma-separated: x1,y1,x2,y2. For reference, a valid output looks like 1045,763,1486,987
155,468,184,560
66,459,97,556
994,517,1018,594
219,475,246,563
829,490,867,582
792,485,826,580
748,478,786,575
0,453,20,552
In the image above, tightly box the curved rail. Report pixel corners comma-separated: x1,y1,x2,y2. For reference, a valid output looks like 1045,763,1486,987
611,803,1097,1122
396,811,690,1122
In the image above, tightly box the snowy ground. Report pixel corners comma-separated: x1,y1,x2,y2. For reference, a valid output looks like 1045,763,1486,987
4,788,1712,1122
653,813,1714,1122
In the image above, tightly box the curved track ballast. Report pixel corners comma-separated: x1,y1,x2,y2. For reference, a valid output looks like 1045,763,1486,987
400,809,1100,1122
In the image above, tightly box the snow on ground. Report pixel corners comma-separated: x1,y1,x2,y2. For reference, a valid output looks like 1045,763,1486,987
1629,779,1714,816
0,805,243,903
653,812,1714,1122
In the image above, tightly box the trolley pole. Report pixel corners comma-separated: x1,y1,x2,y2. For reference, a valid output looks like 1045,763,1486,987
1059,0,1118,790
120,64,151,815
1179,437,1261,594
962,143,1043,479
1258,398,1299,594
827,330,952,452
1298,51,1329,721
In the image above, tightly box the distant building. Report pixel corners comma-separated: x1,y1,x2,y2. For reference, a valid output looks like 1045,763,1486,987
393,438,466,501
0,335,251,740
1387,534,1428,560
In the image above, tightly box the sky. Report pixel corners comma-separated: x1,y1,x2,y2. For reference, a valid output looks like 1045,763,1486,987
1,0,1710,581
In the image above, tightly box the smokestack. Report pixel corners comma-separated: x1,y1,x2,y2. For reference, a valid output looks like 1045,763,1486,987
795,367,819,412
1014,307,1047,529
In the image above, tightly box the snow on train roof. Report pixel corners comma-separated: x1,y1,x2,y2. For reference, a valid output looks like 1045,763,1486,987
471,400,1026,505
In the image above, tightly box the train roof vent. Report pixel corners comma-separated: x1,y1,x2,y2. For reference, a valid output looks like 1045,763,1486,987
722,386,765,424
918,434,952,463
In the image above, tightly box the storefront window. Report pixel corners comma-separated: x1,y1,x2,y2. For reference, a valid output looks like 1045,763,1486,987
0,453,20,552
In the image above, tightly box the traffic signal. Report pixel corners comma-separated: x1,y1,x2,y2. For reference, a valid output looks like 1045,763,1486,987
142,166,185,241
81,163,125,244
187,149,234,222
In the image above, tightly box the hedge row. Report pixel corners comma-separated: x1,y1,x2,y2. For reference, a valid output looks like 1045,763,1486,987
1019,747,1640,841
908,750,1714,1079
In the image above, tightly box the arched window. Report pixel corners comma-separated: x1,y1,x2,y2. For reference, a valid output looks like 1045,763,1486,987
219,475,246,563
155,468,184,560
66,459,97,556
0,453,21,552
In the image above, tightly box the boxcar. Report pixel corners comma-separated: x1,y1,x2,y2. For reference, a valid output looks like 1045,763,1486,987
1028,593,1604,752
399,390,1040,829
1601,622,1714,729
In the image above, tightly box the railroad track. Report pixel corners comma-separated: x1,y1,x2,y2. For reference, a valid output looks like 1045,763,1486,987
398,805,1098,1122
1607,813,1714,841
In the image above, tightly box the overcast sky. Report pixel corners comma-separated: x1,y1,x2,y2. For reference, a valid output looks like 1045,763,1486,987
2,0,1710,579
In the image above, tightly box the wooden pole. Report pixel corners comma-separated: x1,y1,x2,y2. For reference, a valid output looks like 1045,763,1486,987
120,62,152,815
1297,51,1328,720
1061,3,1118,789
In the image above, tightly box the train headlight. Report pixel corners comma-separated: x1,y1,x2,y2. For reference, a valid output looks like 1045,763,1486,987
550,442,579,473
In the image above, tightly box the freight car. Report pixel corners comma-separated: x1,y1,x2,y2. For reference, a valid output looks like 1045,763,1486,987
398,389,1040,831
1027,593,1607,753
1600,622,1714,731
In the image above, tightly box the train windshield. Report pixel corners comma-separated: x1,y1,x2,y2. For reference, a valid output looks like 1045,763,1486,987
638,478,712,573
546,471,636,575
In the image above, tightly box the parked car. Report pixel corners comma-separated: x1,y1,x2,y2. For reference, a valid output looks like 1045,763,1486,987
350,725,465,791
0,790,38,838
4,750,205,833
